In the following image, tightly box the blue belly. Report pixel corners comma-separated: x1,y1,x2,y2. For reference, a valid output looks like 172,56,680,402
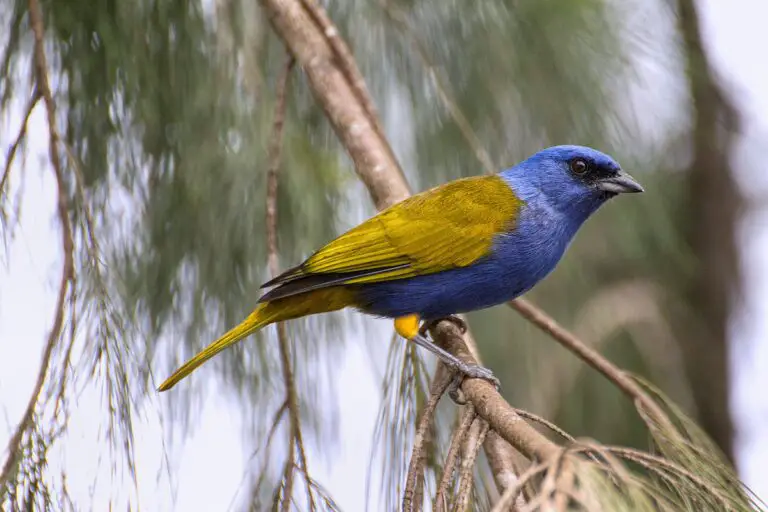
354,212,574,319
354,257,528,319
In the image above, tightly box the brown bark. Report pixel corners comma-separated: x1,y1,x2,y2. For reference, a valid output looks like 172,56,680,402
260,0,410,210
676,0,741,462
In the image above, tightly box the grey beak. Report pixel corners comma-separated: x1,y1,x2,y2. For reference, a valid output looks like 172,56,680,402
597,170,644,194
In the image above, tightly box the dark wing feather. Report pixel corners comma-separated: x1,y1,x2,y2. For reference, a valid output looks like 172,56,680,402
258,264,409,303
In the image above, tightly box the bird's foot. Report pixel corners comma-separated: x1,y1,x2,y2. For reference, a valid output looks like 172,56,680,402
444,361,500,403
448,373,466,404
397,317,500,404
418,315,468,337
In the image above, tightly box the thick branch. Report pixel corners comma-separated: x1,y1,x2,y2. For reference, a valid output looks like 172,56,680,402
429,322,560,462
260,0,409,210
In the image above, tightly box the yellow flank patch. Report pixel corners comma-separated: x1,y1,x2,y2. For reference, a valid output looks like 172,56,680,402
300,175,522,284
394,314,421,339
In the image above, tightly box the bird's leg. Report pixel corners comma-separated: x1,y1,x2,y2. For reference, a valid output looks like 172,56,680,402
418,315,468,337
394,315,500,401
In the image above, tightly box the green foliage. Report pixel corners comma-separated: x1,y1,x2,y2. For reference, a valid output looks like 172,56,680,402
2,0,348,506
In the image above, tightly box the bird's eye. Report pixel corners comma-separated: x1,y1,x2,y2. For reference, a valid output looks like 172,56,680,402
570,158,588,175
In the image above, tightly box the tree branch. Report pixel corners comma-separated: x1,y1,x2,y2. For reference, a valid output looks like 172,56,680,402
428,321,560,462
490,460,550,512
434,405,476,511
1,0,74,491
379,0,496,176
1,90,40,198
265,55,318,512
260,0,409,210
484,432,526,510
507,298,676,433
403,364,453,512
298,0,388,145
454,416,489,511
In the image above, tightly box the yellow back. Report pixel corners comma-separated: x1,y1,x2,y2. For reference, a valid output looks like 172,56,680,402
300,174,523,283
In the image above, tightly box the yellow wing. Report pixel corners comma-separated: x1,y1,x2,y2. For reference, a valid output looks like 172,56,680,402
261,174,522,301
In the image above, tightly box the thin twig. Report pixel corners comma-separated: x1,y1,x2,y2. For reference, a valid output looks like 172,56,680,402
278,438,296,512
551,458,575,511
0,0,74,491
490,461,551,512
0,235,70,490
293,427,315,512
600,444,733,505
259,0,410,210
434,406,476,511
507,298,676,433
52,269,78,420
403,365,453,512
296,0,411,192
231,401,288,511
527,445,574,512
61,143,103,271
379,1,496,175
266,56,296,277
454,418,490,512
264,55,317,512
512,409,575,444
60,128,141,498
484,432,527,510
298,0,383,137
414,363,450,508
1,90,40,197
252,406,292,509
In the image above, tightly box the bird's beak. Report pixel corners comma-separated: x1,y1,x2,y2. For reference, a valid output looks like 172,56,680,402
597,170,644,194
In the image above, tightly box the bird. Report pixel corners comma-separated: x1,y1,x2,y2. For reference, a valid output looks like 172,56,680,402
158,145,643,392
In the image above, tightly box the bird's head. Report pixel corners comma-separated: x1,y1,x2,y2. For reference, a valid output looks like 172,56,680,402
503,145,643,221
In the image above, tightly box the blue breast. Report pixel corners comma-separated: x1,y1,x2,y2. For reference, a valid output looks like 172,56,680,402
354,198,584,320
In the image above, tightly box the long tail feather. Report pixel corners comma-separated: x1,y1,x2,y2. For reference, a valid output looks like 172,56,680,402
157,287,356,391
158,305,270,391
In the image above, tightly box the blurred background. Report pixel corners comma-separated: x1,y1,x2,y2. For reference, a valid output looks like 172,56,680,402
1,0,766,510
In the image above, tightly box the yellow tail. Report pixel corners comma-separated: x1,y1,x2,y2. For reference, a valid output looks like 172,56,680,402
157,288,355,391
158,305,271,391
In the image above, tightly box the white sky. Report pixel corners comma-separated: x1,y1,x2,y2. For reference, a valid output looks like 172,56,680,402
2,1,768,510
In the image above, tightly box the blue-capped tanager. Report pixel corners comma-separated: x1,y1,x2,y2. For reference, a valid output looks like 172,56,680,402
158,145,643,391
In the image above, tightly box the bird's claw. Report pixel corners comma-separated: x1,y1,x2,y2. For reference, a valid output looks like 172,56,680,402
448,373,466,404
446,362,501,405
419,315,468,337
